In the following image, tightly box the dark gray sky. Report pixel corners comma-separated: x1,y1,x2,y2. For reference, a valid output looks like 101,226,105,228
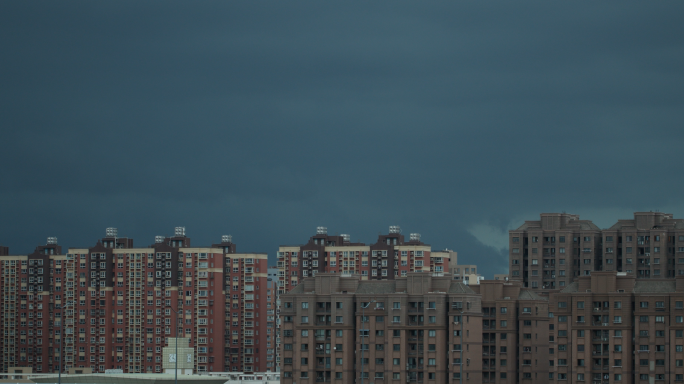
2,1,684,278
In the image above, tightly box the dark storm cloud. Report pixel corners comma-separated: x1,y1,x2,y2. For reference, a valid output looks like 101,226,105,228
2,1,684,277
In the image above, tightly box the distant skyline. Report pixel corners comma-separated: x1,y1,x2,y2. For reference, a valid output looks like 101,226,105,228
2,1,684,279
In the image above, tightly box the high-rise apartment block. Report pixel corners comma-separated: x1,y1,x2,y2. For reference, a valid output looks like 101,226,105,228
550,271,684,383
0,228,273,375
279,212,684,384
276,226,457,295
279,273,550,384
509,212,684,291
508,212,602,291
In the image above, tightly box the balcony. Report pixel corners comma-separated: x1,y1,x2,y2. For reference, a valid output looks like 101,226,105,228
592,322,609,327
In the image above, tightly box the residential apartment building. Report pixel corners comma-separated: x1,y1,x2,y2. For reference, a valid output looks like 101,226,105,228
470,281,550,383
510,212,684,292
0,228,271,375
276,226,458,295
602,211,684,278
550,271,684,383
279,272,553,384
509,213,602,291
265,268,278,371
0,238,61,374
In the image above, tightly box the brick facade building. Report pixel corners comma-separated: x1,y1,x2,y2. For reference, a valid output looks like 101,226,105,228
276,227,456,296
0,228,271,374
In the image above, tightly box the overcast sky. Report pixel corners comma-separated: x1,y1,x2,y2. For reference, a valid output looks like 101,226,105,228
1,1,684,278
